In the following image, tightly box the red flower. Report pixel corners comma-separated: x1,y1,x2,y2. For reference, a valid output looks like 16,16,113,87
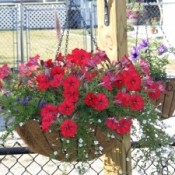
26,54,40,67
0,64,10,79
93,93,109,111
105,117,118,130
84,92,97,107
114,72,125,89
129,94,144,111
100,72,116,91
124,70,141,91
57,100,75,116
67,48,91,68
40,104,58,132
114,92,130,107
120,55,135,70
84,71,97,81
115,118,132,135
41,104,57,119
36,73,50,91
51,66,64,77
56,52,64,61
63,88,80,103
147,82,162,100
44,59,54,68
139,59,150,75
49,74,63,88
60,119,78,138
105,117,132,135
63,75,80,90
86,50,106,67
41,120,52,133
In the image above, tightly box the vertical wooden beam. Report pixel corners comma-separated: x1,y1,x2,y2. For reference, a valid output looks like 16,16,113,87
97,0,131,174
97,0,128,60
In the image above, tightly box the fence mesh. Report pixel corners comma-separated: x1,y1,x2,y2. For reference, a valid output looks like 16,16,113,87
0,1,175,175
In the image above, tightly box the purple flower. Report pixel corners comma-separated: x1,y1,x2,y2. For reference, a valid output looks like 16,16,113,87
38,100,46,108
139,39,149,49
130,46,140,61
158,44,168,56
22,97,32,106
16,98,20,103
0,106,4,111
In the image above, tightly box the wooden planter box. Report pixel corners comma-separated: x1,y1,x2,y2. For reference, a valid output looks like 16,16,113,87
154,78,175,118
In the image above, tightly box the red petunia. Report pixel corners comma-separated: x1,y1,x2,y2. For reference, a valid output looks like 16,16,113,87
100,72,116,91
129,94,144,111
49,74,63,88
63,88,80,103
63,74,80,90
114,92,130,107
115,118,132,135
0,64,10,79
41,104,58,119
26,54,40,67
105,117,118,130
51,66,64,77
84,92,97,107
36,73,50,91
124,70,141,91
60,119,78,138
114,72,125,89
84,71,97,81
40,104,58,132
57,100,75,116
93,93,109,111
44,59,54,68
56,52,64,61
147,82,162,100
139,59,150,76
120,55,135,70
67,48,91,68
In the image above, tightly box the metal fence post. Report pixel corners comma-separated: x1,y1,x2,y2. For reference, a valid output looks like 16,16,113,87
20,0,24,63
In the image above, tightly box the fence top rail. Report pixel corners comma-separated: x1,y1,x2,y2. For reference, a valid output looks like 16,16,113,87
0,1,65,6
127,2,175,5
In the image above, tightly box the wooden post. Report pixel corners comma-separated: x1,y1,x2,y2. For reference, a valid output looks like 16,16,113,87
97,0,127,60
97,0,131,174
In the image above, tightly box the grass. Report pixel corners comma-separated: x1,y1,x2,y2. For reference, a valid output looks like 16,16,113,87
0,29,175,73
0,29,92,67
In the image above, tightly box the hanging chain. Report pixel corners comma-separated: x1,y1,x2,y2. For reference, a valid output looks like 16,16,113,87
55,0,98,58
55,5,70,58
135,1,142,46
70,1,98,49
159,25,175,54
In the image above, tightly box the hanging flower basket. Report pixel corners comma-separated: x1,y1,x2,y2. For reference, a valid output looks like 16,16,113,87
0,48,172,162
15,120,122,161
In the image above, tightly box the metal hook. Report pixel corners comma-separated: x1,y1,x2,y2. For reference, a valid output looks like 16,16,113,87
104,0,109,26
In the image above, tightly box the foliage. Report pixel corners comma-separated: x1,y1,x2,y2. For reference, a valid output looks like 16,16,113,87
0,48,173,162
129,39,170,80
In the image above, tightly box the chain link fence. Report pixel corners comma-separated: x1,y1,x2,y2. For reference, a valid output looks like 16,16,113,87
0,1,97,67
0,1,175,175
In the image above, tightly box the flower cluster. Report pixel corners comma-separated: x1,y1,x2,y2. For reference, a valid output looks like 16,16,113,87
0,48,171,161
129,39,170,80
126,9,139,19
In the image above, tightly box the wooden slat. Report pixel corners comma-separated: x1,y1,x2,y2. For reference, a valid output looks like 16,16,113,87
162,79,175,118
